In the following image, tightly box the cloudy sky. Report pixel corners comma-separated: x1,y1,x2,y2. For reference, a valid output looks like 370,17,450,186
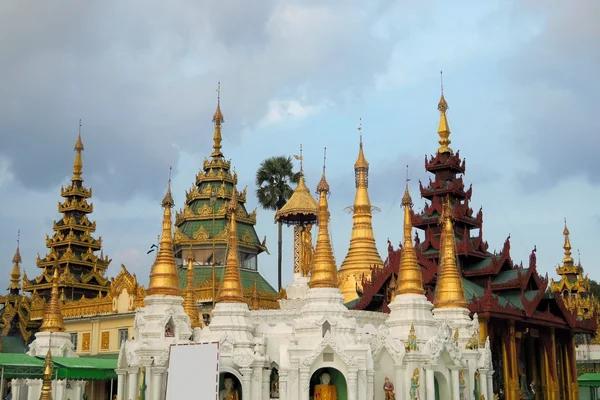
0,0,598,292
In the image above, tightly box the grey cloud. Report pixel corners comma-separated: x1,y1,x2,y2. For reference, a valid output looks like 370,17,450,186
0,1,416,202
508,0,599,190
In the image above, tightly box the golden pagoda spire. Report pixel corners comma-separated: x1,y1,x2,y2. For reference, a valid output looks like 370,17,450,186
8,230,22,291
339,119,383,302
562,218,573,265
216,184,245,302
39,349,54,400
183,249,201,328
396,181,425,295
39,267,65,332
433,197,467,309
72,119,85,181
211,82,225,159
437,72,452,154
148,168,181,296
309,148,339,289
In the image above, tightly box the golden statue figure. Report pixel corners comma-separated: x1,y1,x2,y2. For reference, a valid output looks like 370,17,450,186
300,224,314,277
383,377,396,400
466,330,478,350
406,323,418,352
409,368,420,400
219,377,240,400
314,372,337,400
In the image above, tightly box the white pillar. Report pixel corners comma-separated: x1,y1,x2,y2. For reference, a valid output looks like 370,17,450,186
451,369,460,400
357,369,367,400
347,368,358,400
152,367,166,400
367,371,374,400
279,369,288,400
127,367,139,400
11,379,24,400
25,379,41,400
54,379,66,400
487,371,494,400
479,369,489,399
71,380,86,400
261,368,270,399
299,368,310,400
240,367,252,400
425,368,435,400
116,369,126,400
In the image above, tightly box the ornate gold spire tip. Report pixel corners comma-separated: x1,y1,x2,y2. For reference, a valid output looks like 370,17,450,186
72,119,85,181
12,229,21,265
39,266,65,332
354,118,369,171
211,82,224,158
9,230,22,291
39,349,54,400
162,166,175,207
437,71,452,154
316,147,330,194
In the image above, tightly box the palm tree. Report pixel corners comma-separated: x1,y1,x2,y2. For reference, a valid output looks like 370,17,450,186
255,156,300,292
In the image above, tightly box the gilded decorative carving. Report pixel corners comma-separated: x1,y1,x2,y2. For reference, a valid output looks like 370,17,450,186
193,226,210,241
241,230,254,244
101,331,110,350
82,332,90,351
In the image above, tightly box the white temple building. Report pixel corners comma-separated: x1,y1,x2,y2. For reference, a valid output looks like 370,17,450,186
116,159,495,400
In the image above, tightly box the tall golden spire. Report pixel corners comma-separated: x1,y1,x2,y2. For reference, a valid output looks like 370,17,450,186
8,230,22,291
309,148,339,289
148,169,181,296
211,82,225,159
339,120,383,302
39,349,54,400
396,183,425,295
437,72,452,154
183,249,201,328
433,197,467,309
39,267,65,332
72,119,85,181
562,218,573,265
216,185,245,303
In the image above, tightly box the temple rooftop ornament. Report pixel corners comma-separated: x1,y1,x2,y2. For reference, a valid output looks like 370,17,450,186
437,71,452,154
148,169,181,296
211,81,224,159
39,349,54,400
39,267,65,333
183,249,202,328
8,230,22,293
309,148,339,289
339,119,383,302
396,182,425,296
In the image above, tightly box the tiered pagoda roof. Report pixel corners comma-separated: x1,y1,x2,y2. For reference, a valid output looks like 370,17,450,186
351,91,597,336
23,124,111,301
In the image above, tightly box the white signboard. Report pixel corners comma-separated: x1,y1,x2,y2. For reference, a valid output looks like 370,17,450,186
165,342,219,400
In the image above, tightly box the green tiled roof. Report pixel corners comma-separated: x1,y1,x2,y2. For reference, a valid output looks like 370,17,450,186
344,298,361,309
178,219,260,249
500,290,539,310
463,257,493,271
492,268,530,285
177,266,277,294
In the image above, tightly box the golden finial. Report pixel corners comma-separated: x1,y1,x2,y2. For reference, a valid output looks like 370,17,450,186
216,184,245,302
309,148,338,288
437,72,452,154
433,197,467,309
9,230,22,291
40,267,65,332
72,119,85,181
211,82,225,159
354,118,369,172
183,248,201,328
148,171,181,296
39,349,54,400
562,218,573,265
293,144,304,174
396,180,425,295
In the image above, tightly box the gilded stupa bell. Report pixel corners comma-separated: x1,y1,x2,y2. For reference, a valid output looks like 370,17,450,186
339,126,383,302
216,185,245,303
39,267,64,333
147,177,181,296
396,185,425,296
433,198,467,309
309,155,339,289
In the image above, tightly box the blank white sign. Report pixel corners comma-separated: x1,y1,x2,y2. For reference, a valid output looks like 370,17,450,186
165,342,219,400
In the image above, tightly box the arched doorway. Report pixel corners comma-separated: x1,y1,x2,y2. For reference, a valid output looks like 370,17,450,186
309,367,347,400
434,371,449,400
219,372,242,400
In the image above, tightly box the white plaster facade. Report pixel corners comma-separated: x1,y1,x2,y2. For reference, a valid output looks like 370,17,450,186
116,273,495,400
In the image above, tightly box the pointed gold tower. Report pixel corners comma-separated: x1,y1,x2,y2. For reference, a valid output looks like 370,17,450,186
433,198,467,309
216,185,245,303
8,232,22,293
39,349,54,400
39,267,64,333
211,82,224,159
437,72,452,154
148,174,181,296
396,185,425,295
339,121,383,302
309,149,339,289
183,250,201,328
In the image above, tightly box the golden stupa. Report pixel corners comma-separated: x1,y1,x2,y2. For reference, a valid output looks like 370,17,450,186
183,250,202,328
309,150,339,289
147,175,181,296
433,198,467,309
339,122,383,302
39,349,54,400
8,234,22,292
437,73,452,155
216,185,246,303
39,267,64,333
396,185,425,296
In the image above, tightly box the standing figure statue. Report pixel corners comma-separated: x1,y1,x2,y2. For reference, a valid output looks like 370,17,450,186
219,378,240,400
409,368,420,400
406,323,418,352
301,224,314,277
314,372,337,400
383,377,396,400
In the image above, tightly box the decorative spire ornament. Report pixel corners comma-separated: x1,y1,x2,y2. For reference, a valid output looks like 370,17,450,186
72,119,85,181
183,248,201,328
39,349,54,400
211,82,225,159
396,181,425,295
8,230,22,292
437,72,453,154
39,267,65,332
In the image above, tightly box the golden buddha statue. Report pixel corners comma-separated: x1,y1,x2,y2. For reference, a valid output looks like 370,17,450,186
314,372,337,400
219,377,240,400
301,224,314,276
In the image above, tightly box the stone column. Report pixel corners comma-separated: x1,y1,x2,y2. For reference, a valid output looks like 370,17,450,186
451,368,460,400
11,379,23,400
299,368,310,400
367,371,374,400
261,368,270,399
70,380,86,400
116,369,127,400
479,369,489,399
487,371,494,400
357,369,367,400
54,379,66,400
25,379,41,400
152,366,166,400
279,369,288,400
240,367,253,400
127,367,139,400
347,367,358,400
425,368,435,400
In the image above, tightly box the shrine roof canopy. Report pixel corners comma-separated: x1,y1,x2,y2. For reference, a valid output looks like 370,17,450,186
0,353,117,380
578,373,600,387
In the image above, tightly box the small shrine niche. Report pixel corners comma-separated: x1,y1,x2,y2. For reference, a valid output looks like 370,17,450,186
322,321,331,337
164,317,175,338
269,366,280,398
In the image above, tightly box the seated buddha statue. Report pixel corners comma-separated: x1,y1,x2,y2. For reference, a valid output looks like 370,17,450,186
314,372,337,400
219,377,240,400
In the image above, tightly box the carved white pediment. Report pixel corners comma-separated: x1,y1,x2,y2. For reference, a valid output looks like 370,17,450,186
219,333,235,354
371,325,406,365
301,331,357,368
426,319,465,367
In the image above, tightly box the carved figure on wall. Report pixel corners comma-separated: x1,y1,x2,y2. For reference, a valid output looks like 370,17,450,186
409,368,420,400
383,377,395,400
165,326,174,337
466,330,478,350
314,372,337,400
406,323,418,352
253,334,266,356
301,224,314,276
270,369,280,398
219,378,240,400
459,370,466,400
